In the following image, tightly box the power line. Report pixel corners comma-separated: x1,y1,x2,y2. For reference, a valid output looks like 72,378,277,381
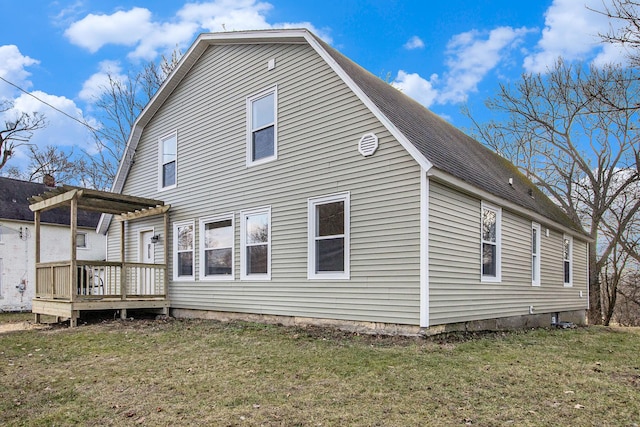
0,75,107,138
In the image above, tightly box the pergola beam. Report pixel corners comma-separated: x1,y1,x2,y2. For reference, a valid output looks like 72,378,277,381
29,189,80,212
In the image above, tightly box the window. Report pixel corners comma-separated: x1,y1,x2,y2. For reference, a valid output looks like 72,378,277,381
532,223,541,286
247,87,277,166
563,234,573,286
308,193,350,279
240,208,271,280
481,202,501,281
76,232,87,248
159,132,177,189
173,221,194,280
200,215,234,280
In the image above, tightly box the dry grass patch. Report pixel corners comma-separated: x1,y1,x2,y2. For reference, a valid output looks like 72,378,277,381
0,315,639,426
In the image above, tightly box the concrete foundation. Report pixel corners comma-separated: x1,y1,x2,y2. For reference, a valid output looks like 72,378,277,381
171,308,587,337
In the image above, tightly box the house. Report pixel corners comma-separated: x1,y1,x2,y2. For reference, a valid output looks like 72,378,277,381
97,29,589,334
0,176,105,312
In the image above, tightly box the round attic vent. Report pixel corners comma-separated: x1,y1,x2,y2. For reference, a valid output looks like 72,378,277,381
358,133,379,157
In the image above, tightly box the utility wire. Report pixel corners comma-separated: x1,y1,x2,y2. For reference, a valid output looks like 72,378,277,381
0,75,109,139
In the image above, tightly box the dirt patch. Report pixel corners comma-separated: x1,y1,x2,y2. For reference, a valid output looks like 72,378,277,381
0,321,50,334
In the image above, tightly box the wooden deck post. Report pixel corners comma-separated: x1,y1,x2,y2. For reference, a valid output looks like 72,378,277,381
34,211,41,324
70,195,78,306
120,220,127,301
163,210,169,298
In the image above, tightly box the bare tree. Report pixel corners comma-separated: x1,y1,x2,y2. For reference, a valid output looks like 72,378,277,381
87,50,182,189
467,59,640,325
595,0,640,67
0,100,47,170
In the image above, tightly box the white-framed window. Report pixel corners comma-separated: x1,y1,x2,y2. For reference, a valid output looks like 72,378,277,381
563,234,573,287
532,222,541,286
199,214,234,280
173,221,194,280
76,232,87,248
308,193,350,280
481,202,501,282
240,207,271,280
246,86,277,166
159,131,177,190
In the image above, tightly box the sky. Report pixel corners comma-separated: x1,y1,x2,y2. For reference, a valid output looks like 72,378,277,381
0,0,629,177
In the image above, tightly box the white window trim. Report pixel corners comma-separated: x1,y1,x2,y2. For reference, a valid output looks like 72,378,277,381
240,207,272,281
480,201,502,282
158,130,178,191
532,222,541,286
173,220,195,281
246,86,278,167
199,214,235,281
76,231,88,249
563,234,573,287
307,192,350,280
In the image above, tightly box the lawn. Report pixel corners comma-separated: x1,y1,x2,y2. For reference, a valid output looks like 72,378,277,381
1,312,639,426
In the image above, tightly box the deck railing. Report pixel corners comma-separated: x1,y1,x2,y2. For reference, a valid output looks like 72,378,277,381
35,260,166,301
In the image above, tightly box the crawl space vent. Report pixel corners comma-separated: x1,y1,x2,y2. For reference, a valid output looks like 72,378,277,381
358,133,379,157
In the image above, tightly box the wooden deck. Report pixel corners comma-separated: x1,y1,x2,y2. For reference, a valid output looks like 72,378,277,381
33,260,170,327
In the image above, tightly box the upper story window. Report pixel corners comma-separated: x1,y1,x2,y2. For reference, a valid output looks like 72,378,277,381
76,232,87,248
240,207,271,280
200,215,234,280
173,221,194,280
159,132,177,190
481,202,501,282
247,87,277,166
532,222,541,286
563,234,573,286
308,193,350,280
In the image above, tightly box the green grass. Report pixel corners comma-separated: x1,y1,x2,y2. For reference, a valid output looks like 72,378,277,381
1,313,639,426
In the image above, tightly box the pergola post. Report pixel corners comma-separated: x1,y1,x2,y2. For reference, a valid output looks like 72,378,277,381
163,210,169,300
34,211,41,324
70,195,77,303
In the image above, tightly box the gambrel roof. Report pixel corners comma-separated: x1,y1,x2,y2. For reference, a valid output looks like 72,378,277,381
101,29,584,236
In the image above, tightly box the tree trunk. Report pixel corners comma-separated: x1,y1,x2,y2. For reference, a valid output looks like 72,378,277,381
588,243,603,325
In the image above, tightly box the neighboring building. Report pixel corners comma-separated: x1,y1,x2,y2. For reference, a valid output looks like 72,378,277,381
99,29,590,334
0,177,105,311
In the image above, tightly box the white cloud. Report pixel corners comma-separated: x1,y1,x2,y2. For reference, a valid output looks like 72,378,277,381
404,36,424,50
0,45,39,98
523,0,626,72
178,0,273,31
78,60,126,102
65,1,332,61
64,7,154,53
439,26,532,103
1,90,97,171
392,71,439,107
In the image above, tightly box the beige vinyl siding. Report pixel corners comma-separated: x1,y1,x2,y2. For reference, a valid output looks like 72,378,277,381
429,180,588,325
107,217,166,264
107,43,422,325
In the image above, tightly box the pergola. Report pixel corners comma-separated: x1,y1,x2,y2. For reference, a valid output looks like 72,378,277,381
29,185,171,327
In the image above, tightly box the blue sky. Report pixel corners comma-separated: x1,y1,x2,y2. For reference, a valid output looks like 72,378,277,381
0,0,627,174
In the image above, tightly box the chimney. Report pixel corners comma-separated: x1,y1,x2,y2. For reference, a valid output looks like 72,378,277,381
43,174,55,187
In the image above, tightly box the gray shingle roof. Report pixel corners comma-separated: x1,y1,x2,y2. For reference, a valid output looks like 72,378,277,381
0,176,100,228
312,35,582,233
